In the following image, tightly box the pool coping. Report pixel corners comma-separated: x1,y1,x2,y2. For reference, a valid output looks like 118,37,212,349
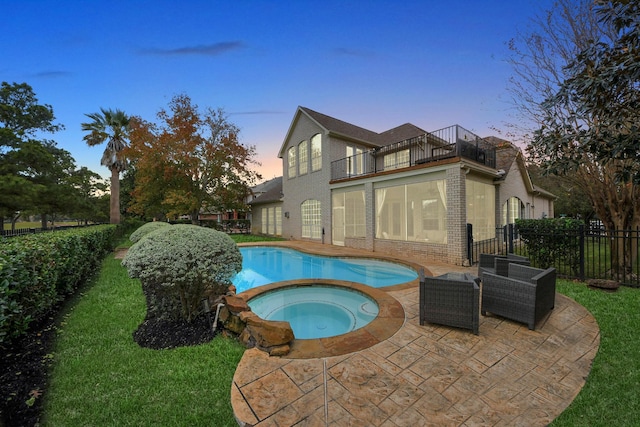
238,279,406,359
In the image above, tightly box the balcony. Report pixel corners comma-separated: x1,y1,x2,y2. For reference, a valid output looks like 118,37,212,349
330,125,496,181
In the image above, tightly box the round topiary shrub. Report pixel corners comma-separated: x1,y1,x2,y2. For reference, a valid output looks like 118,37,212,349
129,221,171,243
122,224,242,323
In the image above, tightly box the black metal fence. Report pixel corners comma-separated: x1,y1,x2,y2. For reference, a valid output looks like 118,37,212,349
470,224,640,288
1,224,103,238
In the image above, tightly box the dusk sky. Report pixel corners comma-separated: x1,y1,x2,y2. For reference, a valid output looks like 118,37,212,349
2,0,553,183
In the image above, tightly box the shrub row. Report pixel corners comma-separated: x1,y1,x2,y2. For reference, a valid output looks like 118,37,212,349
516,218,584,272
0,225,117,346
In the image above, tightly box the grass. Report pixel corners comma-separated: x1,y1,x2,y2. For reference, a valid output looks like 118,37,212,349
552,280,640,426
43,255,245,426
230,233,285,243
43,237,640,426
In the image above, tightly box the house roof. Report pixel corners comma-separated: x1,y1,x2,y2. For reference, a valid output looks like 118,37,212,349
483,136,556,200
278,106,429,158
301,107,382,145
249,176,283,205
379,123,428,144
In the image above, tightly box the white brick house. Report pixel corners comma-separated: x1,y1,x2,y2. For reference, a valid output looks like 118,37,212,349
250,107,555,265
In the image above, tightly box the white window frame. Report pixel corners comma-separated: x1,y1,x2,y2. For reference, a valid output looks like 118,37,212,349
288,146,297,178
301,199,321,239
298,140,308,175
311,134,322,172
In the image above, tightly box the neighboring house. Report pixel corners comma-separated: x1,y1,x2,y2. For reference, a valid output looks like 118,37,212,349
250,106,554,265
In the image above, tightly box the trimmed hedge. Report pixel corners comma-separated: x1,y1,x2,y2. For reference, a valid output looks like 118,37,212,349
0,225,117,346
129,221,171,243
122,224,242,322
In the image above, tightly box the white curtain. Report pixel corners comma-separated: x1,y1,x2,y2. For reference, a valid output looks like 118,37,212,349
437,180,447,210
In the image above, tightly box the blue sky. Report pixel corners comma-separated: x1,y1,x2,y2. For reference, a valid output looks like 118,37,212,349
2,0,551,182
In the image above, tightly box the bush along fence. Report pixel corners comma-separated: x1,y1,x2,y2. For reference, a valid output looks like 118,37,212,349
0,225,118,346
1,223,106,238
471,218,640,288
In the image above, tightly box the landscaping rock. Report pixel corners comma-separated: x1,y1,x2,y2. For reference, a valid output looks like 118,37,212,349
245,316,294,348
587,279,620,292
224,295,250,313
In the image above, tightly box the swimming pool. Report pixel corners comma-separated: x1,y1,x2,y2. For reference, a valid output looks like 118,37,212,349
248,285,379,339
231,246,418,293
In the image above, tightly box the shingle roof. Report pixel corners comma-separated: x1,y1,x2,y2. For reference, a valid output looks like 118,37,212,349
299,107,383,146
379,123,428,144
249,176,283,205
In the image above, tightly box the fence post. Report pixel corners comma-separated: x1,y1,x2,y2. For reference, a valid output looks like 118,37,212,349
466,223,473,264
508,223,514,254
579,224,585,281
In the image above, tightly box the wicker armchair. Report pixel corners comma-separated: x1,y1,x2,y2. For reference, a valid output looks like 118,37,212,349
419,270,480,335
478,253,530,279
481,264,556,330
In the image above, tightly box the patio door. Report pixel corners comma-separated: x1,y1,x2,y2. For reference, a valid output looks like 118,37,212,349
332,204,345,246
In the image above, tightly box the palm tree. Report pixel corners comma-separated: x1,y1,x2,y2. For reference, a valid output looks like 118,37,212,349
81,108,130,224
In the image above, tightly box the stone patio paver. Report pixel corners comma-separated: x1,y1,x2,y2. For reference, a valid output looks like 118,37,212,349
230,242,600,426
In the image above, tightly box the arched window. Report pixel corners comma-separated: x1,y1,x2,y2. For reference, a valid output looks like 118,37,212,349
288,146,297,178
298,140,308,175
301,199,321,239
311,134,322,172
503,196,524,224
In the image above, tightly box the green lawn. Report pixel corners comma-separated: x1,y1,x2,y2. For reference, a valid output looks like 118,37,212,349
43,242,640,426
551,281,640,426
43,256,245,426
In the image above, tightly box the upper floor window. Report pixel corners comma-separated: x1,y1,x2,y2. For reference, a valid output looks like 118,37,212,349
383,149,410,170
346,146,364,176
311,134,322,172
298,140,308,175
288,146,297,178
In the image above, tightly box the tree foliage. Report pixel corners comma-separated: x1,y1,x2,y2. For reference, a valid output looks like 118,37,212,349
0,82,65,226
511,0,640,274
81,108,131,224
127,94,261,222
533,0,640,184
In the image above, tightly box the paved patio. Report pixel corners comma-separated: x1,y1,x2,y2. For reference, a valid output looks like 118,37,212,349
231,242,600,426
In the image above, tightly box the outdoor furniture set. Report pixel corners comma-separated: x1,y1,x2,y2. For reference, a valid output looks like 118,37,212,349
419,253,556,334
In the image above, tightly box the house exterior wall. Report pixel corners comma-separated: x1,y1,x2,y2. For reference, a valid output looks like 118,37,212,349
497,162,554,224
271,108,555,267
281,114,331,241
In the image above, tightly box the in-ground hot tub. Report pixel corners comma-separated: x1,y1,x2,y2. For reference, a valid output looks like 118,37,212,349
247,285,379,339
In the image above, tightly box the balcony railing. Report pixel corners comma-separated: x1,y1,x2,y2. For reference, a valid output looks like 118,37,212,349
330,124,496,181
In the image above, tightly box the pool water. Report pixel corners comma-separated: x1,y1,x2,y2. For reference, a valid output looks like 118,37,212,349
248,286,379,339
232,247,417,293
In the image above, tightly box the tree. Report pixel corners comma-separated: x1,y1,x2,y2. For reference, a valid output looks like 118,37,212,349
527,164,594,221
510,0,640,276
81,108,130,224
68,167,109,224
127,94,261,223
0,82,64,229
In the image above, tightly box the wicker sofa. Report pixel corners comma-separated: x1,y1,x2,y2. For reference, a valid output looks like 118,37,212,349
478,253,530,279
481,263,557,330
419,270,480,335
